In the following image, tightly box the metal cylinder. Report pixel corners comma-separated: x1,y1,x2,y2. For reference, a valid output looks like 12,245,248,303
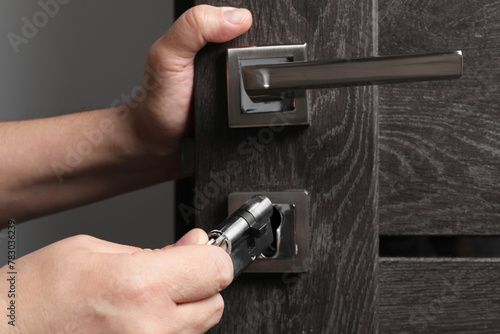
240,195,273,223
207,195,273,254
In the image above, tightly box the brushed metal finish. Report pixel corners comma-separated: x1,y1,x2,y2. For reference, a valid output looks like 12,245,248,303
228,190,310,273
242,50,463,95
226,44,309,128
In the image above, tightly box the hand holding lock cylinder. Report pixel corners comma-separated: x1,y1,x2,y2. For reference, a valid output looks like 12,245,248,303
207,195,275,278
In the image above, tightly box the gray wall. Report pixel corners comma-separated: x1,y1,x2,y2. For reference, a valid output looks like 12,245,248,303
0,0,176,262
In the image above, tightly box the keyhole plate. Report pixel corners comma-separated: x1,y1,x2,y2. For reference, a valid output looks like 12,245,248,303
228,190,310,273
227,44,309,128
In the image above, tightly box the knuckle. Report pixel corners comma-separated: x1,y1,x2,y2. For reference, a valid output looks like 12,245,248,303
64,234,97,247
123,277,163,305
102,266,159,306
70,234,94,242
147,40,164,66
190,304,223,333
146,39,187,76
167,280,190,303
198,294,224,332
184,5,208,32
212,294,225,323
189,321,208,333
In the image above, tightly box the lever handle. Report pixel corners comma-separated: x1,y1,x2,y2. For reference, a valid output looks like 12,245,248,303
242,51,463,96
226,44,463,128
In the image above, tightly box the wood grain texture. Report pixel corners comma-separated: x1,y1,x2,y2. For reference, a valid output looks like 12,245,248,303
379,258,500,333
189,0,378,332
378,0,500,234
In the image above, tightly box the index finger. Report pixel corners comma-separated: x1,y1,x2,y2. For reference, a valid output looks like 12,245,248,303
161,244,234,304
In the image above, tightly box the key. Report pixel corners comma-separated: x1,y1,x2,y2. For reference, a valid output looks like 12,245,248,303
207,195,275,278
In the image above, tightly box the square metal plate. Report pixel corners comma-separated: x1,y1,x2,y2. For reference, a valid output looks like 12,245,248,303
227,44,309,128
228,190,310,273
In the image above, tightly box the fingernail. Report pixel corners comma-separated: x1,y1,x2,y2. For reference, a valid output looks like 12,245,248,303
223,8,248,25
174,229,199,247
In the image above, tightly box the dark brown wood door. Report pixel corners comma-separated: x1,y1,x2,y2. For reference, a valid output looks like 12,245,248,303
176,1,500,333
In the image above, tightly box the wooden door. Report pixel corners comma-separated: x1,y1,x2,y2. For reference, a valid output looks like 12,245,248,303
175,1,500,333
378,1,500,332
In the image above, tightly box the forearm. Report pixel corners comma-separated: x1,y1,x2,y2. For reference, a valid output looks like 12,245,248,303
0,4,253,226
0,106,180,224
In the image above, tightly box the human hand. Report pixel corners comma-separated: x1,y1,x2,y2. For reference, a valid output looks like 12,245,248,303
130,5,252,156
0,6,252,222
2,229,233,334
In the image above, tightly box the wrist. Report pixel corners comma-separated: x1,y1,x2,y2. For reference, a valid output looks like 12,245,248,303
112,103,184,180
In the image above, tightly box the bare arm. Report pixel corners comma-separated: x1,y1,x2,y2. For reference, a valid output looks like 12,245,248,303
0,5,252,224
0,5,251,334
0,107,177,222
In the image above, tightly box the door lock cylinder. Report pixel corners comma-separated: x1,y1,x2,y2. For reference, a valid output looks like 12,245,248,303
207,195,274,278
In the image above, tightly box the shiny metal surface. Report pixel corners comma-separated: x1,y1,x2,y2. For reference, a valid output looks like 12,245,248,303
240,194,273,224
226,44,309,128
207,216,248,254
226,45,463,128
206,232,230,253
242,51,463,96
207,195,273,255
260,203,297,259
228,190,310,273
207,195,275,278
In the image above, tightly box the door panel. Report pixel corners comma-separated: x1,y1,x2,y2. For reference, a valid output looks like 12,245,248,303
191,0,378,332
176,0,500,332
378,0,500,234
380,258,500,333
377,2,500,332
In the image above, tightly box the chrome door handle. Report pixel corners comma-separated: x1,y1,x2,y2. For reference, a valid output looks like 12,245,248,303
226,44,463,128
242,51,462,95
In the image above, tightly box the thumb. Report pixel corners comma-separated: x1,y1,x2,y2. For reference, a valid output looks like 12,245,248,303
152,5,252,67
168,228,209,248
